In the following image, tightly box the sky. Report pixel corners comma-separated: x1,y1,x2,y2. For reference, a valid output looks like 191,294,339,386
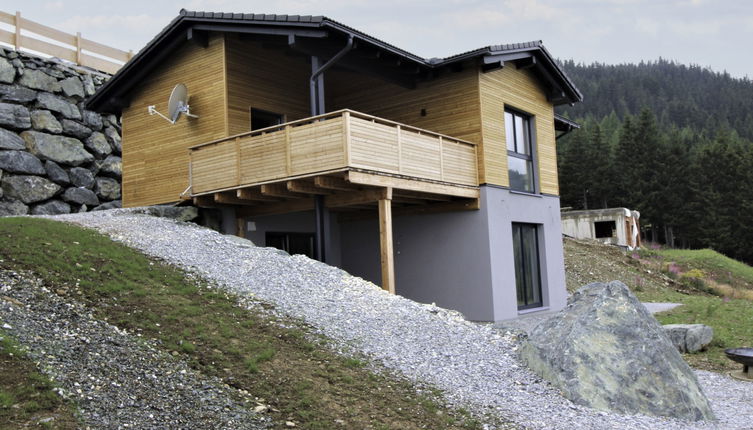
1,0,751,79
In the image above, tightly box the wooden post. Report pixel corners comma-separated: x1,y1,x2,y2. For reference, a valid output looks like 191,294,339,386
75,32,82,65
378,187,395,294
439,136,444,181
235,137,241,185
396,125,402,174
342,111,351,166
236,216,246,238
14,12,21,51
285,125,292,175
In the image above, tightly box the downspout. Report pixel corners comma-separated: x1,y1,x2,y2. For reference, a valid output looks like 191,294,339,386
309,35,354,115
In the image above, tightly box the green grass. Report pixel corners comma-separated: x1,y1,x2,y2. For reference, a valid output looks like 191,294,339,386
0,217,492,430
0,329,80,429
655,248,753,287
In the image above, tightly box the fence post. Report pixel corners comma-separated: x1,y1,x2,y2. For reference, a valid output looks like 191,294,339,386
14,12,21,51
75,32,82,64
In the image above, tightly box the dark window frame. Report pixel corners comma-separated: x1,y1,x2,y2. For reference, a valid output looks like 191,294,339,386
513,222,544,310
505,107,538,194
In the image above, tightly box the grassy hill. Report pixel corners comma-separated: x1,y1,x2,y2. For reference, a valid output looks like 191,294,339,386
0,217,485,430
564,237,753,372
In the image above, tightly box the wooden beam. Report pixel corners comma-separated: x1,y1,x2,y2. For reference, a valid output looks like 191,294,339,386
325,188,391,208
378,190,395,294
346,171,479,199
261,183,306,199
215,192,257,206
394,198,480,216
237,188,280,202
314,176,358,192
287,180,332,195
237,198,315,217
393,189,452,202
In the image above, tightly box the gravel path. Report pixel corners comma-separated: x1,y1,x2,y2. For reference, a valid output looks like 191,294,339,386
0,269,268,430
45,210,753,429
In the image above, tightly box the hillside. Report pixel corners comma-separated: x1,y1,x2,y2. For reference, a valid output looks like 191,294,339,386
554,60,753,264
564,237,753,372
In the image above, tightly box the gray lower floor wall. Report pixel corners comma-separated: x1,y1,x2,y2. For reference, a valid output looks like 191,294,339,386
238,185,567,322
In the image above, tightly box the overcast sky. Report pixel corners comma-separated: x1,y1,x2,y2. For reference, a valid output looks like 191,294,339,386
2,0,751,79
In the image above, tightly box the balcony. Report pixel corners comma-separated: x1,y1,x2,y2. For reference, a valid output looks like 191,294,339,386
188,109,479,206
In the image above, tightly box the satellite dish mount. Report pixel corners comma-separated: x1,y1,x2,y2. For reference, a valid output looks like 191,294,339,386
147,83,199,124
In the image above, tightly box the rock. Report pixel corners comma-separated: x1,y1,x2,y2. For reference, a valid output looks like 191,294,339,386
59,77,84,99
0,57,16,84
143,205,199,222
31,199,71,215
44,160,70,185
22,130,94,166
663,324,714,353
94,177,120,200
81,74,96,96
104,126,121,154
0,84,37,103
85,132,112,158
1,175,61,204
61,187,99,206
0,103,31,129
519,281,715,421
82,110,103,131
0,198,28,215
30,110,63,133
97,155,121,178
61,119,92,139
18,69,61,92
0,150,45,174
92,200,121,211
69,167,95,189
0,128,25,149
36,92,81,120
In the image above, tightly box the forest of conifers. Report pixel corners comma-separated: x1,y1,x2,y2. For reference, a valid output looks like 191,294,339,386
555,59,753,264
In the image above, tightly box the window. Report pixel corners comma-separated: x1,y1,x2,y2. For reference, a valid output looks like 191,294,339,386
594,221,616,238
512,223,543,310
505,109,535,193
266,232,315,258
251,108,284,131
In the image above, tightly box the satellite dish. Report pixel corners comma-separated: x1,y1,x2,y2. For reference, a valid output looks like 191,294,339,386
147,83,199,124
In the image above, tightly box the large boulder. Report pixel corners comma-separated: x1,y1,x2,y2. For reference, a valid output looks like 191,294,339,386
0,198,28,215
0,128,26,150
94,177,120,200
0,103,31,129
85,131,111,158
663,324,714,353
18,69,60,92
68,167,95,189
1,174,61,204
44,160,70,185
59,77,84,99
0,57,16,84
61,186,99,206
22,130,94,166
30,109,63,134
36,92,81,120
97,154,121,178
0,150,45,175
0,84,37,103
519,281,715,421
31,199,71,215
61,119,92,140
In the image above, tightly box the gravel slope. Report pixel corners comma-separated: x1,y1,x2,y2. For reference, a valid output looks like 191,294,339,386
48,210,753,430
0,269,268,430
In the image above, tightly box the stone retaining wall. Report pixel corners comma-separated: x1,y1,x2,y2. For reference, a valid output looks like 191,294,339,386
0,47,121,215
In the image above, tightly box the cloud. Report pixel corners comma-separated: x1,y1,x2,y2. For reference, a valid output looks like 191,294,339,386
56,14,170,51
43,1,65,10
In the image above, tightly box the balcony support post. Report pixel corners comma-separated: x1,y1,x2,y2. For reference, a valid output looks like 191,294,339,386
314,194,327,263
378,187,395,294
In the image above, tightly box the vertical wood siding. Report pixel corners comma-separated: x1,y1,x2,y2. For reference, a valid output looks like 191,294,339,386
120,33,227,207
479,65,559,195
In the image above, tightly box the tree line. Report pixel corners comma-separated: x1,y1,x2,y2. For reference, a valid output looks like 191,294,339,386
555,60,753,264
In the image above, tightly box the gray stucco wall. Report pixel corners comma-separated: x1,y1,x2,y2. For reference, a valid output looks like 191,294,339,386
340,186,567,322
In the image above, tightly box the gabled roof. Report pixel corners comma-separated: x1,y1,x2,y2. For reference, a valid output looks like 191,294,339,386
87,9,583,113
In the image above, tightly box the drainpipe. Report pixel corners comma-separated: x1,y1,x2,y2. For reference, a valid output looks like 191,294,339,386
309,35,354,116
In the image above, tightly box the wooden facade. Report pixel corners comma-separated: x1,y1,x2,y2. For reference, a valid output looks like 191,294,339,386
121,34,560,207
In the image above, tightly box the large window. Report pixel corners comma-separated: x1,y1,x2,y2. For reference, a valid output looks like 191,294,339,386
512,223,543,310
505,109,535,193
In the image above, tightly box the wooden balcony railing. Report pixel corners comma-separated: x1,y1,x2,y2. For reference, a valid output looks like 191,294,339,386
188,109,478,195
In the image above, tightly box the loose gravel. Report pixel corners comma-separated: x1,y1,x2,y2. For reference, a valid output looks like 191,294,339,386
0,269,268,430
38,210,753,429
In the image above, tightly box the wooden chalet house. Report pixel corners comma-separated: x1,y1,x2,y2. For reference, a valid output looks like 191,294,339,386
87,10,582,322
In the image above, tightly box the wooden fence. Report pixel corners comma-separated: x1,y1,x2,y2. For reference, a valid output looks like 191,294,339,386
0,11,132,74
